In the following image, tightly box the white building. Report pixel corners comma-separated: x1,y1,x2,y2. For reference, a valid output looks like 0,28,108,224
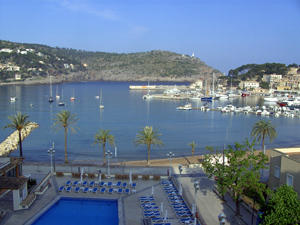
263,74,282,83
0,48,13,53
240,81,260,90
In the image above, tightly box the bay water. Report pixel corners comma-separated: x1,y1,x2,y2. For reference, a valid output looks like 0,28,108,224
1,81,300,163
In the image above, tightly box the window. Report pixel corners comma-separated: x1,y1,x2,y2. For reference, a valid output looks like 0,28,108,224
287,174,293,186
274,166,280,178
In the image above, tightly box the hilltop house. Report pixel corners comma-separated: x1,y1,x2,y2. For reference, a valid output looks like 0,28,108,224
268,148,300,197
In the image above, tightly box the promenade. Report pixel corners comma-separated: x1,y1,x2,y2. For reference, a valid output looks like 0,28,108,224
0,160,268,225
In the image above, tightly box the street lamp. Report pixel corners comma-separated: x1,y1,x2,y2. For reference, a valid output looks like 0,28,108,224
167,151,175,178
105,150,113,178
47,148,55,174
194,181,200,221
178,164,183,195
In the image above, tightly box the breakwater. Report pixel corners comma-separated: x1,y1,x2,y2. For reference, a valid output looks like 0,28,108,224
0,122,39,156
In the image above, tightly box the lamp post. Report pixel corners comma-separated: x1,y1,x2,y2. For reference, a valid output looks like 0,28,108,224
47,148,55,174
178,164,183,195
105,150,113,178
194,181,200,221
167,151,175,178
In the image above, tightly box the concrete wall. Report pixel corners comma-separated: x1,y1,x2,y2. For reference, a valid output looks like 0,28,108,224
268,150,282,191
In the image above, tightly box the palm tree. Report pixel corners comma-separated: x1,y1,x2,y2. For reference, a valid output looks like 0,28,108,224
188,141,197,157
92,129,116,165
3,111,30,157
133,126,164,165
51,110,79,163
251,119,277,150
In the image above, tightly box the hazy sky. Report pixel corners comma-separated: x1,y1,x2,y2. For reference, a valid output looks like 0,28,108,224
0,0,299,74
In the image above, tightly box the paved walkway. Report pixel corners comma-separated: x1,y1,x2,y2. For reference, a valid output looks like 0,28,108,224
0,162,266,225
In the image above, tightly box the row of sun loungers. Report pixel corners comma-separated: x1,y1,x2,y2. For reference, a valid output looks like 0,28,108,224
64,180,137,188
160,179,195,224
59,185,132,194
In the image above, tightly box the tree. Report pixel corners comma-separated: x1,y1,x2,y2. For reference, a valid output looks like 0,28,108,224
51,110,79,163
251,119,277,150
3,111,30,157
202,139,269,217
188,141,197,157
92,129,116,165
133,126,164,165
263,185,300,224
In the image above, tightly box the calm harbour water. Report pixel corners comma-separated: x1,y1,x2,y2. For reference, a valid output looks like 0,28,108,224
1,81,300,163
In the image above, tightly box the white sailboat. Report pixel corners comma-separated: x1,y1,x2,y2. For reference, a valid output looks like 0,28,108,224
10,78,16,102
264,83,278,102
143,81,153,99
56,85,60,98
58,89,65,106
70,88,75,101
99,90,104,109
49,76,53,103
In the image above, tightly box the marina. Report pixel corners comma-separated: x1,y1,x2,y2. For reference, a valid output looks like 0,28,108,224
1,81,300,164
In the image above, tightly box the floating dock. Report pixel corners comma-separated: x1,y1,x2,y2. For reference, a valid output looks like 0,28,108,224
129,85,190,90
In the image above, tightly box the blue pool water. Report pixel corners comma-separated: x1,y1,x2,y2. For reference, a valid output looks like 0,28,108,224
32,198,118,225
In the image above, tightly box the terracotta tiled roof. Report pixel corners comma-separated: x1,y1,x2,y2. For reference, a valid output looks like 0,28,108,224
0,157,25,176
0,177,28,190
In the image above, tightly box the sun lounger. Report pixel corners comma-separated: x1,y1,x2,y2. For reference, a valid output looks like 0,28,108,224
83,187,89,193
122,182,127,188
74,186,81,193
108,188,114,194
73,181,79,186
89,181,95,187
99,181,105,187
117,188,123,194
141,203,156,208
100,187,106,194
151,217,164,223
92,187,98,193
116,181,122,188
107,182,112,187
58,186,65,192
125,188,130,194
144,213,161,219
131,183,137,188
66,186,72,192
82,181,89,186
143,206,159,211
65,180,72,186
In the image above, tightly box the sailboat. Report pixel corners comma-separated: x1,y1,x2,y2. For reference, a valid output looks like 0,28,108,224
58,89,65,106
143,80,153,99
56,85,60,98
99,90,104,109
70,88,75,101
10,78,16,102
49,76,53,103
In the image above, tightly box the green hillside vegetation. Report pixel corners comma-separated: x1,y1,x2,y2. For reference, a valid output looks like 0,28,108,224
0,40,222,82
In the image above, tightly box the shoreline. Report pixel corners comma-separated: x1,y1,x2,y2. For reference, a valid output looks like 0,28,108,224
22,149,271,168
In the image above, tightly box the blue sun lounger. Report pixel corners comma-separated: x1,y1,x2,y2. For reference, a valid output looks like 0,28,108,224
83,187,89,193
117,188,123,194
73,181,79,186
99,181,105,187
125,188,130,194
74,186,81,193
66,186,72,192
107,182,112,187
131,183,137,188
116,181,122,188
65,180,72,186
100,187,106,194
92,187,98,193
108,188,114,194
89,181,95,187
122,182,127,188
58,186,65,192
82,181,89,186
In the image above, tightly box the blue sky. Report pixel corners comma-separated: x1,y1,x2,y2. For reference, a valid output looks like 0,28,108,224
0,0,299,74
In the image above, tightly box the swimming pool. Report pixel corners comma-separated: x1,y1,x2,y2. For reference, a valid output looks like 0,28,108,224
31,197,119,225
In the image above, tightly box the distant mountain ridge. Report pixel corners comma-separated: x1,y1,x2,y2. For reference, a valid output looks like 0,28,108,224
0,40,223,84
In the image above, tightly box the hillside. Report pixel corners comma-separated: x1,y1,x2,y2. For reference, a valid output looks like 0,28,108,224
0,40,222,84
